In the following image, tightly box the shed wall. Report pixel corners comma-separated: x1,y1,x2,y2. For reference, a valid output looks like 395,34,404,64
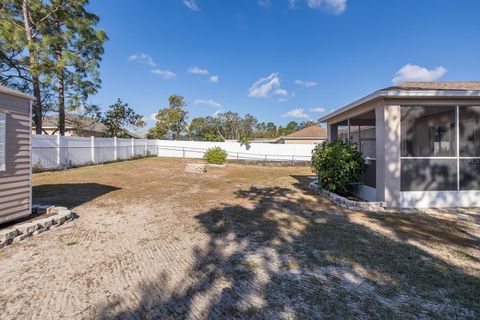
0,92,31,223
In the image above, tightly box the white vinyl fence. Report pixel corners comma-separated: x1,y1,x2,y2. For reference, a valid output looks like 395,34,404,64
32,135,158,170
32,136,315,170
156,140,315,163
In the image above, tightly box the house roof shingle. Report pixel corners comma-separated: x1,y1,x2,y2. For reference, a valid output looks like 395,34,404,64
384,81,480,91
320,81,480,123
41,114,106,133
284,125,327,138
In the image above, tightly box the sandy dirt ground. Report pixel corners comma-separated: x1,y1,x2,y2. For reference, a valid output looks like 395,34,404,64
0,158,479,319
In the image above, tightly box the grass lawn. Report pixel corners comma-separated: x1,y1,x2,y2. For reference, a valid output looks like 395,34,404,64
0,157,479,319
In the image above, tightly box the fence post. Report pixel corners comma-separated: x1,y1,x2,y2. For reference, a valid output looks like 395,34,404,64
114,137,117,161
131,138,135,159
292,155,295,166
237,152,239,160
144,138,147,157
91,136,95,164
182,147,185,158
56,134,61,168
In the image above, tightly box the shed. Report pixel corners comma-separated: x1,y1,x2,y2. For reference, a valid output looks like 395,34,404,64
0,86,34,223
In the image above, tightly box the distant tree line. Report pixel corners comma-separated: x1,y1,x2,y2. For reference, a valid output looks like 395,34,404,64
146,95,318,142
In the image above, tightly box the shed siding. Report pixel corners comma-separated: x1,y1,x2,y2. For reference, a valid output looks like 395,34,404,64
0,92,31,224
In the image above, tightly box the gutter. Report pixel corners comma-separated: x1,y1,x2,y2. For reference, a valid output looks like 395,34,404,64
319,89,480,123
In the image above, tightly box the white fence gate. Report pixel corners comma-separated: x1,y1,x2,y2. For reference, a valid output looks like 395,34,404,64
32,136,315,170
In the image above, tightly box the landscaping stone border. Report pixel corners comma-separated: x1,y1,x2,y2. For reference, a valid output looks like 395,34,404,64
309,179,386,211
185,163,207,174
206,163,226,168
0,206,74,249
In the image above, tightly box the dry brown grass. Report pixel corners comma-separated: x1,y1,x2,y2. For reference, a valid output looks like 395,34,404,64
0,157,477,319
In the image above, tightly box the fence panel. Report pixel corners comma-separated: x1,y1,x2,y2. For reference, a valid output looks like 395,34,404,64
116,138,132,160
156,140,315,162
95,138,116,163
32,136,315,171
32,135,58,169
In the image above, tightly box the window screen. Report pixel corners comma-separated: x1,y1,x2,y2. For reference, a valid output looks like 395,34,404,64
0,113,5,171
401,106,456,157
459,106,480,157
401,159,457,192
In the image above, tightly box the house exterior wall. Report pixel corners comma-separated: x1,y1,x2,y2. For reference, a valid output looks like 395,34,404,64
280,138,326,144
33,128,104,137
0,91,32,223
375,104,401,208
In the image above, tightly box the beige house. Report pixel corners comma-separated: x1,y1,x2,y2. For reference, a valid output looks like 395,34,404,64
33,114,107,137
320,81,480,208
275,125,327,144
0,86,34,224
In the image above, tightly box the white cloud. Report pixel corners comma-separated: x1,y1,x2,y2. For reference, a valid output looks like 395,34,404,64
294,80,318,88
194,99,222,108
310,107,326,113
392,64,447,83
188,66,209,75
282,108,309,119
151,69,177,79
150,113,158,122
289,0,299,9
259,0,272,9
278,98,287,103
274,88,288,97
183,0,200,11
209,75,219,83
307,0,347,14
128,53,156,67
249,73,288,98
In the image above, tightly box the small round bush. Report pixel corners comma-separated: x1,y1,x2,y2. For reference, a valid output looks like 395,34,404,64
311,139,364,196
203,147,228,164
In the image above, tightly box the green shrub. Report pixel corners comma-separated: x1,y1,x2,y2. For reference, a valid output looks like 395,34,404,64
311,139,364,196
203,147,228,164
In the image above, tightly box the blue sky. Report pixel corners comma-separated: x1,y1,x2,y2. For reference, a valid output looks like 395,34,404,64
88,0,480,128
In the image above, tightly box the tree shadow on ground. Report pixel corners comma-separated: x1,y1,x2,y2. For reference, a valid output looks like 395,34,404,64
97,185,480,319
33,183,121,209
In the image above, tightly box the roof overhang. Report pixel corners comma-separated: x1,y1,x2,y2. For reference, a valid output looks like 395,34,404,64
319,89,480,123
0,86,35,100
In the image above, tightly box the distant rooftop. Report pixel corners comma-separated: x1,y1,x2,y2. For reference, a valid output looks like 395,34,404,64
40,114,106,133
284,125,327,138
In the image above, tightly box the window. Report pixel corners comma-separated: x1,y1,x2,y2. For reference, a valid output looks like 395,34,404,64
459,106,480,190
401,159,457,191
0,113,5,171
401,105,480,192
401,106,456,157
459,106,480,157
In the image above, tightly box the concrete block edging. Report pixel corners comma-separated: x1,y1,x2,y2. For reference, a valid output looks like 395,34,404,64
309,181,386,211
0,206,74,249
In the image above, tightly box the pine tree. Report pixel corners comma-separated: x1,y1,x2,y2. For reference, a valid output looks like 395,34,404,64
46,0,107,135
0,0,54,134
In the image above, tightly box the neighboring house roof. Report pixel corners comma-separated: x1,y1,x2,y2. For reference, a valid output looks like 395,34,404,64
129,131,147,139
275,125,327,142
284,125,327,138
39,114,106,133
320,81,480,123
